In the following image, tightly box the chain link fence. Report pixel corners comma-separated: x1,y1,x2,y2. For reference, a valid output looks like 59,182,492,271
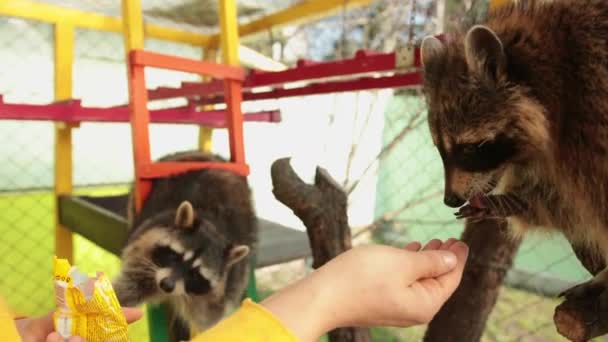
0,0,600,341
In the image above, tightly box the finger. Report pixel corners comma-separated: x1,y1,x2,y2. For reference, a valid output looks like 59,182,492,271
122,307,143,323
404,241,422,251
440,238,458,250
434,241,470,291
408,249,458,279
422,239,442,251
47,332,87,342
46,332,64,342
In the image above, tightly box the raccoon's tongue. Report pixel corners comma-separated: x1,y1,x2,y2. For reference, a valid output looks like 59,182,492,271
467,194,488,209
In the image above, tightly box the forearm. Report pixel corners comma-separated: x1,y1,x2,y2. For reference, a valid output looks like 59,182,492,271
261,269,334,342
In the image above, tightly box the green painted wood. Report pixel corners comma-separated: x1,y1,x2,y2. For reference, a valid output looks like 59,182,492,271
245,253,260,302
58,195,128,256
58,195,312,266
147,304,170,342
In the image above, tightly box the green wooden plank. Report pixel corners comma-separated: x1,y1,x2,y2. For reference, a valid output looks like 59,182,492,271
58,195,127,256
245,253,260,302
147,304,170,342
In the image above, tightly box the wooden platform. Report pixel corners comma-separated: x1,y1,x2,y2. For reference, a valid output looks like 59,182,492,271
58,194,311,268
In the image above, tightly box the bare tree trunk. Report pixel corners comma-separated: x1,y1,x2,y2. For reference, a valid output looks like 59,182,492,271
554,243,608,341
423,219,521,342
271,158,372,342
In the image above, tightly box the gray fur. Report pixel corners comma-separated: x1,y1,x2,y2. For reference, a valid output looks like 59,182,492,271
113,150,257,334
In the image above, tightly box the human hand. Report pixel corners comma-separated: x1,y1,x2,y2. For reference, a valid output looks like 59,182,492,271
15,307,142,342
261,238,468,342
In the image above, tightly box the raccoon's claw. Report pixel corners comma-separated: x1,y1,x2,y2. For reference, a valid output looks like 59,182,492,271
558,280,604,299
454,204,499,221
454,194,527,221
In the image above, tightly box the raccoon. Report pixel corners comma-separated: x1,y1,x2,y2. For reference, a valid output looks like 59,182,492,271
420,0,608,302
113,150,258,335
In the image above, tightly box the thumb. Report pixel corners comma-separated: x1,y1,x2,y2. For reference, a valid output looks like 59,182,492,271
408,250,458,279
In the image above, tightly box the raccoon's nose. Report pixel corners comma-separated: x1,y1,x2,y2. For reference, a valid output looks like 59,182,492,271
444,193,465,208
159,278,175,293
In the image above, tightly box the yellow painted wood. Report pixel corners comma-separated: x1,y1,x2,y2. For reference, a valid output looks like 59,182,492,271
121,0,146,213
198,127,213,152
54,23,74,262
122,0,145,50
218,0,240,66
198,48,217,153
208,0,378,47
0,0,211,46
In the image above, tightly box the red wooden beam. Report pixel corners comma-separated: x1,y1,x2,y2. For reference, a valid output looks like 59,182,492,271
140,161,249,179
147,50,405,101
146,35,446,102
195,72,421,105
0,96,281,127
130,50,245,81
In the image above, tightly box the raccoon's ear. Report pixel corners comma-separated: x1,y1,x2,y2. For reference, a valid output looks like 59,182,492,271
175,201,195,228
420,36,444,69
226,245,249,267
464,25,506,81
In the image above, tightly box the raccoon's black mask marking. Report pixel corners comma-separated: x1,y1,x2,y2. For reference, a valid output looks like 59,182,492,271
451,135,518,172
151,245,212,295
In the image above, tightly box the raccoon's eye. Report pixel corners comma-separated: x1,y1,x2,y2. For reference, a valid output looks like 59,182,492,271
454,136,516,172
151,246,182,267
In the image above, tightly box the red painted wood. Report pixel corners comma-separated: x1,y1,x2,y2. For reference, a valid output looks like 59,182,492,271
0,95,280,126
146,36,446,102
195,72,421,105
140,161,249,179
130,50,245,81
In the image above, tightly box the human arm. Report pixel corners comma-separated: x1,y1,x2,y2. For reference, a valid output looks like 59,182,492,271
194,238,468,342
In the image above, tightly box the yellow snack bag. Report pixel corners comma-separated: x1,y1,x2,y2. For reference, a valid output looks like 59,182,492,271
53,256,129,342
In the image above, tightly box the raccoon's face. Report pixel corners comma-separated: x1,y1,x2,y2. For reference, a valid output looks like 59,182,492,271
119,201,249,303
420,25,549,207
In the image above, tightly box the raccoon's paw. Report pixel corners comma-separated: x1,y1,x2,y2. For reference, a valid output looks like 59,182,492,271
454,194,526,221
559,270,608,310
454,204,499,221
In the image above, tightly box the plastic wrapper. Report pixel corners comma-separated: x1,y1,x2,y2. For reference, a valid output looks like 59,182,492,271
53,256,129,341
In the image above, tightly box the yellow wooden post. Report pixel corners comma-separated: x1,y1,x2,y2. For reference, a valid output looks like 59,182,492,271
218,0,246,164
219,0,240,66
122,0,147,211
198,48,217,152
54,22,74,262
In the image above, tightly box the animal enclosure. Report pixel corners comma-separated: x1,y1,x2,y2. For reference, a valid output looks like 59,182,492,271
0,0,601,341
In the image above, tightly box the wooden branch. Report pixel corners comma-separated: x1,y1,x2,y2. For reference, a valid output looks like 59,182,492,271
554,297,608,342
424,218,521,342
554,243,608,341
271,157,371,342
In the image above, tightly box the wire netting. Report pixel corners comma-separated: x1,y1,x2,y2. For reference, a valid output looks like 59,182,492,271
0,0,602,341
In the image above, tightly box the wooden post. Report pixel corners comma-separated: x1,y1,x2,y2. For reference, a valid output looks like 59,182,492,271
271,158,372,342
54,22,75,262
198,48,216,153
121,1,169,341
218,0,246,165
122,0,151,213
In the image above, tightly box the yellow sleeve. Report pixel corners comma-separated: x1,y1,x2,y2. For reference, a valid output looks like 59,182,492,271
0,296,22,342
192,299,298,342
